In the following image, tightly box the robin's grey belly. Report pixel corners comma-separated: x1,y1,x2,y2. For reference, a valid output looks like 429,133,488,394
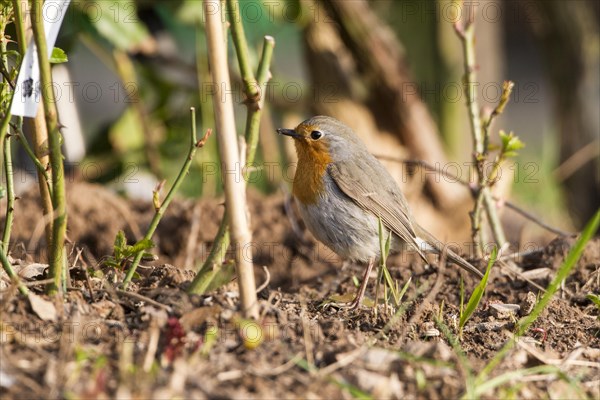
296,177,383,262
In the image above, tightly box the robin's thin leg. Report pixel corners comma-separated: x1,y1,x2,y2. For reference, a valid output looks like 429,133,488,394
346,257,375,310
322,257,375,310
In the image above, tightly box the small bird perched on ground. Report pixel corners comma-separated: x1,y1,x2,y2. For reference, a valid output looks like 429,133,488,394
278,116,483,309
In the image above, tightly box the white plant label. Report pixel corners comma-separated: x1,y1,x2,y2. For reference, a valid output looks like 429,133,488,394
10,0,72,118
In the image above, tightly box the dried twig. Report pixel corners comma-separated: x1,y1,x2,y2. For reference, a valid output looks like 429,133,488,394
503,202,572,237
249,352,303,377
255,266,270,294
202,0,258,318
190,1,275,305
114,289,172,312
553,139,600,182
375,156,573,237
21,278,55,287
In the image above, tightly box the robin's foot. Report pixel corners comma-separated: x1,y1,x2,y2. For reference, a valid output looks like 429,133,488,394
322,295,364,311
322,257,375,311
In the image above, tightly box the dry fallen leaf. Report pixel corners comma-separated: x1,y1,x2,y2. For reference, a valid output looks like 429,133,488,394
28,293,57,322
17,263,48,279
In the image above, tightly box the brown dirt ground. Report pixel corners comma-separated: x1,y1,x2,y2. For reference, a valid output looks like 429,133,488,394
1,182,599,399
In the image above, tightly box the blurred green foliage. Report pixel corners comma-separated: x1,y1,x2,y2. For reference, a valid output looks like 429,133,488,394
58,0,294,197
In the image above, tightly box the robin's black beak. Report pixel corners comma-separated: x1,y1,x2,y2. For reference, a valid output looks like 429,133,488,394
277,128,302,138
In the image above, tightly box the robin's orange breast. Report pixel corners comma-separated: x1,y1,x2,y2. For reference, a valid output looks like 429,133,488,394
292,139,332,205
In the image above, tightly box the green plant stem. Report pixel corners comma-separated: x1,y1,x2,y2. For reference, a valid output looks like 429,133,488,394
12,0,27,55
0,114,9,155
244,36,274,165
187,211,230,294
31,0,67,294
483,189,506,245
226,0,275,162
1,0,29,255
0,245,28,295
477,208,600,381
0,15,11,145
460,24,484,156
13,0,54,254
123,108,206,288
2,132,14,253
455,17,506,256
459,23,485,257
226,0,260,101
1,15,13,254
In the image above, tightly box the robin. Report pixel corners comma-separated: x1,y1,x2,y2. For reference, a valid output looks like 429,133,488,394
277,116,483,309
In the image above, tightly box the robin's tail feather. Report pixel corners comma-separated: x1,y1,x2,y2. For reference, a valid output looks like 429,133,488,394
413,227,484,279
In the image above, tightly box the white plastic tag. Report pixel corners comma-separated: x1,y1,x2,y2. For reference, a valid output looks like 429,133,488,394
10,0,72,118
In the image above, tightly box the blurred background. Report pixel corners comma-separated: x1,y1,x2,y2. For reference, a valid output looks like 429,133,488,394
8,0,600,248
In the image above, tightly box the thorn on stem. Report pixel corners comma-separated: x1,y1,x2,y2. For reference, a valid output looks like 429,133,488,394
453,21,465,37
242,87,261,108
153,180,166,211
495,197,505,208
196,128,213,148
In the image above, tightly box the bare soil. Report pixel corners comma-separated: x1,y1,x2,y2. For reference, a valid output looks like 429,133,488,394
1,183,599,399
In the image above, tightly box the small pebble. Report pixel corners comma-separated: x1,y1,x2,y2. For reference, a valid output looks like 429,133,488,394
519,291,537,316
489,303,520,319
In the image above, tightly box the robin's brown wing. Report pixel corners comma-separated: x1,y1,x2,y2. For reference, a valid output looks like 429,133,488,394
329,159,483,278
328,158,428,261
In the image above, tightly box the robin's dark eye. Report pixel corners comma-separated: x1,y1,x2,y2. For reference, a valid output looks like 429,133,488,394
310,130,323,140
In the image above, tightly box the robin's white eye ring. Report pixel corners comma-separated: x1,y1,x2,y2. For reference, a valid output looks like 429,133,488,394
310,130,323,140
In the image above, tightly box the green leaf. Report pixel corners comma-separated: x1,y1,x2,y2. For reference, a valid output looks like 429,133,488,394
113,230,127,260
499,130,525,157
104,260,120,269
189,260,237,295
114,230,126,248
84,0,152,52
587,293,600,308
459,276,465,319
174,0,205,25
398,276,412,304
128,238,154,255
460,247,497,329
378,218,400,305
49,47,68,64
384,228,391,256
